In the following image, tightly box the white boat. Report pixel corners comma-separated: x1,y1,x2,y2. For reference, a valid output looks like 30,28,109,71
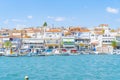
52,49,61,55
69,49,80,55
0,48,5,56
61,48,70,56
4,49,18,57
93,51,99,54
19,48,31,56
114,50,120,55
42,49,54,56
80,51,89,54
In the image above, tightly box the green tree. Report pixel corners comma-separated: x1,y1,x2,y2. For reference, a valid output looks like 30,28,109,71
4,41,12,49
111,40,117,49
43,22,47,27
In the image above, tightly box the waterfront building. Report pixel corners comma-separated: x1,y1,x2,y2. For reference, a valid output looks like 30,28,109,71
90,27,103,53
22,38,44,53
43,28,62,49
0,38,3,48
0,28,11,37
90,24,116,53
115,29,120,49
23,27,41,38
61,35,76,53
69,27,90,51
0,24,118,55
61,36,75,48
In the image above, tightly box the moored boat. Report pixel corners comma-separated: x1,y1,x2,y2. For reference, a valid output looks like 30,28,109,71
4,49,18,57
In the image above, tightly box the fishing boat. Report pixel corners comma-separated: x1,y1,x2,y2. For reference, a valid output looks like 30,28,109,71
4,49,18,57
37,49,46,56
43,49,54,56
113,50,120,55
61,48,70,56
69,48,80,55
52,49,61,56
19,48,31,56
0,48,5,56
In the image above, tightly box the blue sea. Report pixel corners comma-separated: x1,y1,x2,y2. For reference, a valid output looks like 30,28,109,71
0,55,120,80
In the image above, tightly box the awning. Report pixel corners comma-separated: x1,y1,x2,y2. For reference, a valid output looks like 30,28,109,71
45,44,59,46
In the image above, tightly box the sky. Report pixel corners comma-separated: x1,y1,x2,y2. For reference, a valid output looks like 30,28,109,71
0,0,120,29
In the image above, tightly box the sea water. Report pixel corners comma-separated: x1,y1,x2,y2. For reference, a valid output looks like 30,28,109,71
0,55,120,80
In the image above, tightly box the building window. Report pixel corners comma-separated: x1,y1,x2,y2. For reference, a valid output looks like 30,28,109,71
56,40,58,43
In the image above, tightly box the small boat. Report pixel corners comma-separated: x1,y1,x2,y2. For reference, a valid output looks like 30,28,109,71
61,48,70,56
80,51,89,54
37,49,46,56
5,53,18,57
42,49,54,56
4,49,18,57
19,48,31,56
69,49,80,55
93,51,99,54
52,49,61,55
0,48,5,56
114,50,120,55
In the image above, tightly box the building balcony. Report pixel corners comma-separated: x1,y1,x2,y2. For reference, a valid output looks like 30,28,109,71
102,42,111,44
102,36,115,39
62,45,75,47
45,44,60,46
75,42,90,45
45,42,60,44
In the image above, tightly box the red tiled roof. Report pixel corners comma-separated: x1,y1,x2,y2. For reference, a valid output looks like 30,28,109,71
46,29,62,32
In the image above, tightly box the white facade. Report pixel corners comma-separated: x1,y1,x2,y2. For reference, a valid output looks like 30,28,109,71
43,32,61,39
22,38,44,49
90,25,116,53
26,32,36,38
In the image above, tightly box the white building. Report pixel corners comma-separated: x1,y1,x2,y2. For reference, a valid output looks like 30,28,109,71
43,28,62,49
90,24,116,53
22,38,44,52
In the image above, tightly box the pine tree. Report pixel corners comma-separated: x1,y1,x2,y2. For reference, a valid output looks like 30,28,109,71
43,22,47,27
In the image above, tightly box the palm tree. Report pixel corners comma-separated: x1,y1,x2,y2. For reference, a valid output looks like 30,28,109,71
111,40,117,49
4,41,13,54
4,41,12,49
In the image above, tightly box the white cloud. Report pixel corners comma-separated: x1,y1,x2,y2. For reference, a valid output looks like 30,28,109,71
47,16,54,19
3,19,27,25
11,19,27,22
3,19,9,24
11,19,21,22
55,17,65,22
27,15,33,19
106,7,119,14
47,16,65,22
15,24,27,29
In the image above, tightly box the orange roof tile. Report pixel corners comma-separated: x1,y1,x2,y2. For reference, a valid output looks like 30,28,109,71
94,32,104,35
69,27,90,32
99,24,109,27
46,29,62,32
